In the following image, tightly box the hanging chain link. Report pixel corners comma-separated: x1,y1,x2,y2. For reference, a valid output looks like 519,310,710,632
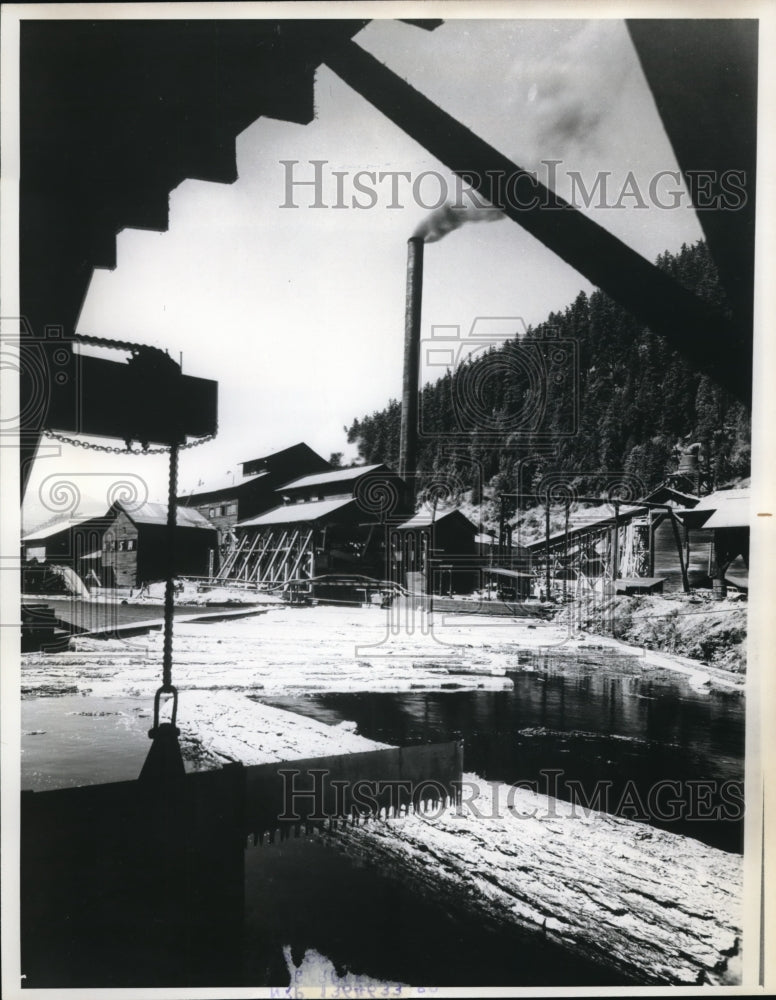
42,428,216,454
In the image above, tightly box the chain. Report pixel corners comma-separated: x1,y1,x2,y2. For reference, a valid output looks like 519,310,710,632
70,331,170,356
148,440,180,735
41,331,217,733
161,441,179,694
42,428,216,454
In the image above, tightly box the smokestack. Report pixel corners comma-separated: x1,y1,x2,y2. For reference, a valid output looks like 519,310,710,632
399,236,424,508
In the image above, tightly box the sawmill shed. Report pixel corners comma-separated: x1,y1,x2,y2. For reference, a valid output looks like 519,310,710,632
178,443,331,554
642,485,711,592
519,484,748,597
676,488,750,597
102,500,217,588
217,464,407,598
22,513,109,568
391,507,480,596
21,514,109,593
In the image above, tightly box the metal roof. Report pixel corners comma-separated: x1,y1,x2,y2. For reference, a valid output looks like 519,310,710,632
702,497,751,530
239,441,330,468
643,484,700,507
523,503,646,549
22,513,106,542
236,497,355,528
118,501,215,530
475,532,496,545
178,471,268,500
677,489,750,529
282,464,384,491
483,566,532,579
395,507,477,532
692,488,750,508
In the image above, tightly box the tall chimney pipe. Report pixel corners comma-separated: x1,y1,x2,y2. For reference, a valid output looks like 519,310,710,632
399,236,424,509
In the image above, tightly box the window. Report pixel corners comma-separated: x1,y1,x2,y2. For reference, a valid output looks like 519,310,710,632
127,539,136,551
209,508,216,518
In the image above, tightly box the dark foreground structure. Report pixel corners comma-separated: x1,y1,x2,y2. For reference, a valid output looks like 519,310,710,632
21,742,462,987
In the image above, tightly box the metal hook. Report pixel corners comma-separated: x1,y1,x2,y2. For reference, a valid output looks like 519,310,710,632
149,684,179,738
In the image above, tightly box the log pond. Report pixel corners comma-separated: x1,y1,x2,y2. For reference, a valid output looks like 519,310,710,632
20,641,744,987
260,648,744,854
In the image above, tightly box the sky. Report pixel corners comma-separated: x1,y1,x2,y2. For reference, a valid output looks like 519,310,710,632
22,17,704,530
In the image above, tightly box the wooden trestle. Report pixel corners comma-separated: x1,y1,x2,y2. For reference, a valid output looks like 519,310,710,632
216,528,315,590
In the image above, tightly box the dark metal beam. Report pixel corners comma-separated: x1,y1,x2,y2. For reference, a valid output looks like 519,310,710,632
627,20,757,354
324,40,750,402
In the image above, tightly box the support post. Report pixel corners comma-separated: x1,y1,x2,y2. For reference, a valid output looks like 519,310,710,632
499,495,507,563
563,498,570,601
648,509,655,577
545,500,551,600
669,512,691,594
710,533,729,601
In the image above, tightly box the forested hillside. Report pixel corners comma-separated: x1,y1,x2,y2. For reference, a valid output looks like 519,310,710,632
347,241,750,507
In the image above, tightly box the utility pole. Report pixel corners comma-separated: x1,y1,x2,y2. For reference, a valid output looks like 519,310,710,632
563,497,570,601
545,499,551,600
499,494,508,564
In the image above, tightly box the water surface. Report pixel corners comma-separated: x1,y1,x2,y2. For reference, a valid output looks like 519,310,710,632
261,651,744,852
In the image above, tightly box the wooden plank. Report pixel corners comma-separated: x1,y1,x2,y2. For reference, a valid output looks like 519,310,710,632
259,531,288,585
246,530,277,584
286,530,313,584
216,534,246,580
270,530,299,584
236,530,262,580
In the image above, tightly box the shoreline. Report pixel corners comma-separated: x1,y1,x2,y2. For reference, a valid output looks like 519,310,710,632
21,604,745,702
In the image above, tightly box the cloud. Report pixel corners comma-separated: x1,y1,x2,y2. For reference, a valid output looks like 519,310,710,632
508,21,635,167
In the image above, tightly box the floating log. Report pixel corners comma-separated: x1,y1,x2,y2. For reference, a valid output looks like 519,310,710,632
331,777,742,986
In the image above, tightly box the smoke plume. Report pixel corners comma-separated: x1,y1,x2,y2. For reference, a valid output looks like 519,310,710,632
412,22,633,244
413,201,504,244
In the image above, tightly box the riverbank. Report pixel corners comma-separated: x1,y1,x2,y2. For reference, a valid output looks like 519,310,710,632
555,592,748,675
